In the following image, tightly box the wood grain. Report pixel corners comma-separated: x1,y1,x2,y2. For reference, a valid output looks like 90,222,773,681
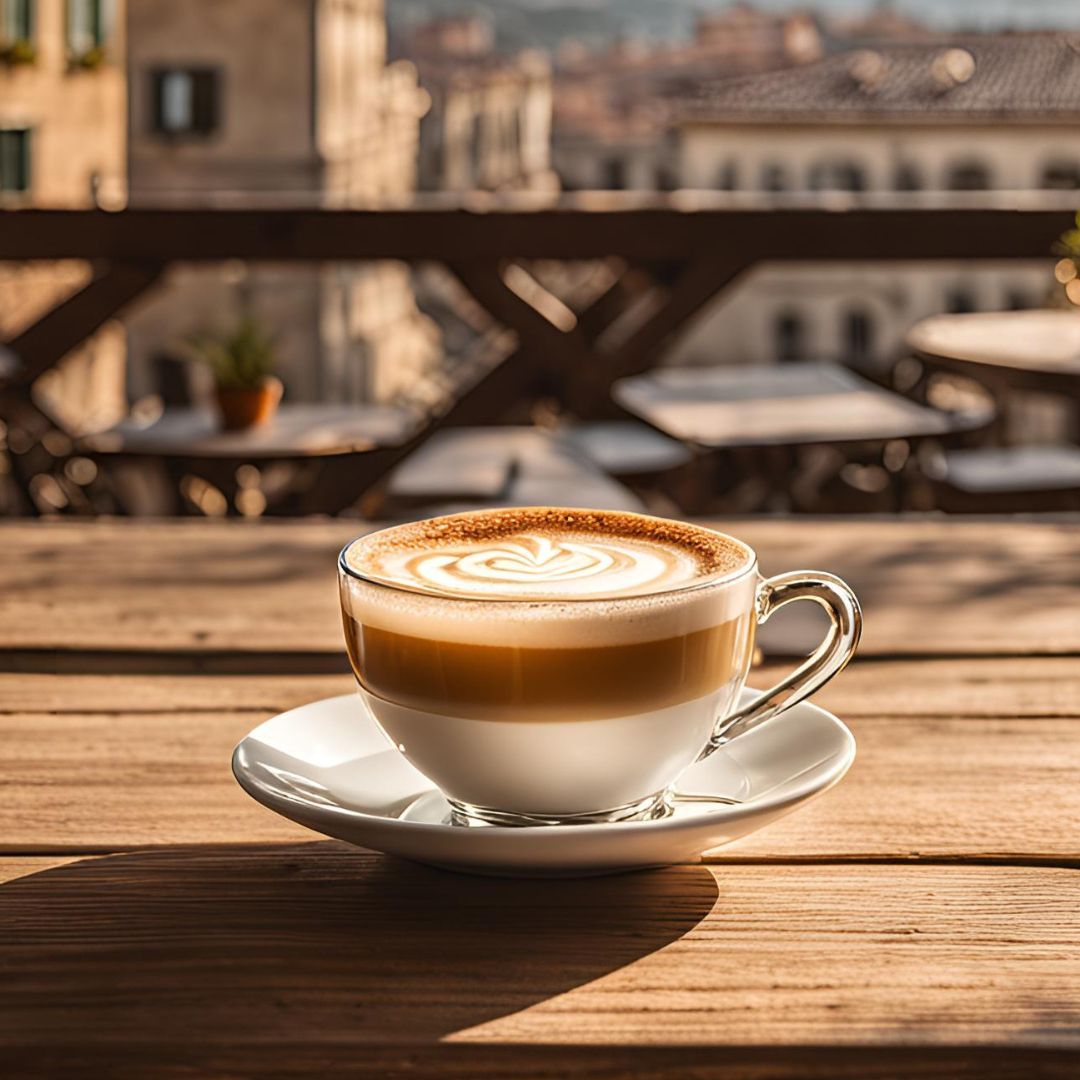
3,680,1078,859
4,517,1080,661
5,518,1080,1070
5,656,1079,718
8,1045,1075,1080
1,850,1078,1068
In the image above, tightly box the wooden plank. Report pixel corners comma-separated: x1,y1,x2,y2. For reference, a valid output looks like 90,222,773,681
0,519,353,656
2,682,1079,857
757,656,1080,718
2,518,1078,661
0,204,1072,262
7,1044,1074,1080
1,853,1077,1065
0,672,354,714
6,657,1078,718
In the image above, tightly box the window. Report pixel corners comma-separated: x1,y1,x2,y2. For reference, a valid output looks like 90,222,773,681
603,156,626,190
716,161,738,191
67,0,109,55
1041,162,1080,190
947,161,990,191
152,68,220,136
0,128,31,194
809,161,865,192
894,163,921,191
2,0,33,42
843,309,874,363
946,289,976,314
761,163,786,192
775,310,804,363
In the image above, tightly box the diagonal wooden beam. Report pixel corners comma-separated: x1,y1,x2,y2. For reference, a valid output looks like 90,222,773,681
574,264,653,345
599,255,753,381
7,261,165,389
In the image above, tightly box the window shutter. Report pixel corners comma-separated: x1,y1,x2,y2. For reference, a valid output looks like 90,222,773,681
193,70,219,134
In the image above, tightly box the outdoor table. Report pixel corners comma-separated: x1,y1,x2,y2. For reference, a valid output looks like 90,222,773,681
613,362,985,448
82,402,420,458
384,426,646,514
613,362,991,511
907,310,1080,396
3,516,1080,1075
80,402,422,515
908,312,1080,508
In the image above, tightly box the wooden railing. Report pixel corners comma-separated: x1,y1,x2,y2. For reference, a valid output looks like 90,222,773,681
0,195,1074,514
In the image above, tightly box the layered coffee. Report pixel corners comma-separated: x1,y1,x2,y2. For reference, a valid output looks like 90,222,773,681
340,508,756,721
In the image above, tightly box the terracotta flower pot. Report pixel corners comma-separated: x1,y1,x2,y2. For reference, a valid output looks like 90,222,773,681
214,376,283,431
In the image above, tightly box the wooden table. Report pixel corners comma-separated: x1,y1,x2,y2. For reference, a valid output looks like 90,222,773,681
384,426,647,514
907,310,1080,395
82,403,420,458
3,517,1080,1076
613,362,987,449
613,363,992,511
80,403,422,516
907,312,1080,508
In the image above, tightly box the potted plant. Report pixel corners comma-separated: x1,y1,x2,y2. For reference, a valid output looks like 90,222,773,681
187,315,283,431
69,44,107,70
1,39,37,66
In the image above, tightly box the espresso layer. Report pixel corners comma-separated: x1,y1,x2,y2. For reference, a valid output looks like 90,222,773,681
343,612,755,720
344,508,749,602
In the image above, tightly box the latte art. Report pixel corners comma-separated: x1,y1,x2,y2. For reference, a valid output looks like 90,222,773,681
404,535,677,597
344,507,751,605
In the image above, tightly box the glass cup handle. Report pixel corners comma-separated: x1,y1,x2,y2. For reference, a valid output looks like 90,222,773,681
699,571,862,758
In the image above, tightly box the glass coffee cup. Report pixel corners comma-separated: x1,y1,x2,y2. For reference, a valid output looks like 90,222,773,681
339,508,861,827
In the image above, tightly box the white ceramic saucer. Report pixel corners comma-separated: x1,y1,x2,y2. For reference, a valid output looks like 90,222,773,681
232,690,855,877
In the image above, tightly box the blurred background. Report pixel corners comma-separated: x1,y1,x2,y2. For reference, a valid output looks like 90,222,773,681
3,0,1080,521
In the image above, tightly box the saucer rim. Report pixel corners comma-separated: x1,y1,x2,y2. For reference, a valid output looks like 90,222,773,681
231,688,856,842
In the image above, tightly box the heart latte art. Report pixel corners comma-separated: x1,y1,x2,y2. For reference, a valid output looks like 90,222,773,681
402,534,680,597
345,508,748,601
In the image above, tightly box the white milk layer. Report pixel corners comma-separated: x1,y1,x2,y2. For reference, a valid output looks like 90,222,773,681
358,677,746,817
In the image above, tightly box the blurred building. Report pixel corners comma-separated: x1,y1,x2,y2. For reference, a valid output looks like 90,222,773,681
0,0,127,433
404,16,556,193
552,6,822,191
666,34,1074,374
123,0,440,405
678,35,1080,193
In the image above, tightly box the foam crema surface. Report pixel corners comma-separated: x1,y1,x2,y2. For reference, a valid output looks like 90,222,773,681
340,509,756,648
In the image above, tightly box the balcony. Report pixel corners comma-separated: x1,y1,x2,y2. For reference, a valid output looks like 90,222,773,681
2,192,1078,517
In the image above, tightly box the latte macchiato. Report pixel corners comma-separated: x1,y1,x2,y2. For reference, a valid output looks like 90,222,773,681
342,508,754,721
338,507,861,825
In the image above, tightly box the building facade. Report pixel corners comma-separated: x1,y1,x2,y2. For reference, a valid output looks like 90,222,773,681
552,7,822,193
124,0,440,405
0,0,127,433
404,17,556,193
663,36,1073,375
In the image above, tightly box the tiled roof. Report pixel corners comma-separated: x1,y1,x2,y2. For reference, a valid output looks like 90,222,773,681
681,33,1080,124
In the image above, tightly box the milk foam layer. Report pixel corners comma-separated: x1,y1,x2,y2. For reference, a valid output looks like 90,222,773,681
340,508,757,648
375,532,701,599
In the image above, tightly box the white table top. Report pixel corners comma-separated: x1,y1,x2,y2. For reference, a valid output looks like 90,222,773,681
613,362,965,449
82,403,420,459
906,310,1080,376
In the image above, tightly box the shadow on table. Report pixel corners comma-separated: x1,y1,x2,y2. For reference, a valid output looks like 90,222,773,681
1,840,717,1063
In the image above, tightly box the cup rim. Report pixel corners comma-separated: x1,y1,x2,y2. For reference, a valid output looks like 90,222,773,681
337,509,759,605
